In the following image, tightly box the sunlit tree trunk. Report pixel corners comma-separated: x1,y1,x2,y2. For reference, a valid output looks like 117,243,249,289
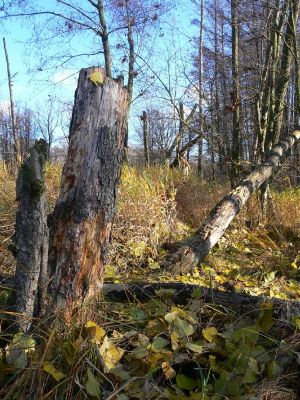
47,67,128,316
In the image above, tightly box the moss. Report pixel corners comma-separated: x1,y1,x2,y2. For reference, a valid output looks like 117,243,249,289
20,164,45,201
31,179,45,201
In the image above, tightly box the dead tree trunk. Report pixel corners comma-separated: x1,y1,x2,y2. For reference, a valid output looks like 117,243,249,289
13,140,48,332
47,67,128,314
163,130,300,271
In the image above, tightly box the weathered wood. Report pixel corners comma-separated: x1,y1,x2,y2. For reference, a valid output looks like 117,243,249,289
13,139,48,331
163,130,300,271
103,282,300,321
47,67,128,314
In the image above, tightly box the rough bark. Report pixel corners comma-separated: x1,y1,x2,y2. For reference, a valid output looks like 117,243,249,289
163,130,300,271
3,37,21,164
103,282,300,322
12,139,48,331
47,67,128,314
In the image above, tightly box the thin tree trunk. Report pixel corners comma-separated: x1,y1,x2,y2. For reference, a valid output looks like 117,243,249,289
47,67,127,315
175,102,184,165
3,37,21,164
292,7,300,121
163,130,300,271
260,0,299,221
168,104,197,166
142,111,150,167
214,0,221,174
13,140,49,331
97,0,112,78
230,0,241,187
197,0,204,178
123,0,135,161
267,0,300,149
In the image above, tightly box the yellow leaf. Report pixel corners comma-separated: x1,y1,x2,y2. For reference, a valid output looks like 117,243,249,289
85,321,106,344
88,70,104,86
99,336,125,371
291,262,298,270
43,362,65,381
202,327,218,342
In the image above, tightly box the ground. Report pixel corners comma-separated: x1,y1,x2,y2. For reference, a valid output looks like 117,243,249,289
0,164,299,399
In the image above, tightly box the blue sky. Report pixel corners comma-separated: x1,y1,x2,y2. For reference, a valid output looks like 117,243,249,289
0,1,198,145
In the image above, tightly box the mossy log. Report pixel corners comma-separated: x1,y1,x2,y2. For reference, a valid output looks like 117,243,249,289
163,130,300,271
13,139,48,331
47,67,128,314
103,282,300,321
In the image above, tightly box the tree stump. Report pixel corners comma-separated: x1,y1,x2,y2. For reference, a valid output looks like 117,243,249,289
13,139,49,331
47,67,128,314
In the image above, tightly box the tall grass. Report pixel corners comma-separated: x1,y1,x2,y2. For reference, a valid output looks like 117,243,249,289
0,162,299,278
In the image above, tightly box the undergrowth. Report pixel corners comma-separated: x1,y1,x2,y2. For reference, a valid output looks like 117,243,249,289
0,162,300,399
1,290,300,399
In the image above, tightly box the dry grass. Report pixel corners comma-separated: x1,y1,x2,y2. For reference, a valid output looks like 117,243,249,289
0,163,16,275
0,162,299,279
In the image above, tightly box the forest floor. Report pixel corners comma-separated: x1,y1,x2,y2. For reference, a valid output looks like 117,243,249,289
0,163,300,399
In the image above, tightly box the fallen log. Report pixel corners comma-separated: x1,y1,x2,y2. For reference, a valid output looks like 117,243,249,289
163,130,300,271
103,282,300,321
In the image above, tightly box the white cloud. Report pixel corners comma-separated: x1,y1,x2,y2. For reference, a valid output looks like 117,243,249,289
52,70,78,88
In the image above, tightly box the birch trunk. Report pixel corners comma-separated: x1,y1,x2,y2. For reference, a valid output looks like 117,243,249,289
13,140,48,331
163,130,300,271
47,67,127,314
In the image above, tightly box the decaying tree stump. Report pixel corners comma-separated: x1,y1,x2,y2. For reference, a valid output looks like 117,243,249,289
47,67,128,313
13,139,48,331
164,130,300,271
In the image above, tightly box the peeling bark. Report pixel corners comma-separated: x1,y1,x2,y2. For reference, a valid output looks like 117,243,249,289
13,139,48,331
47,67,128,314
163,130,300,271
